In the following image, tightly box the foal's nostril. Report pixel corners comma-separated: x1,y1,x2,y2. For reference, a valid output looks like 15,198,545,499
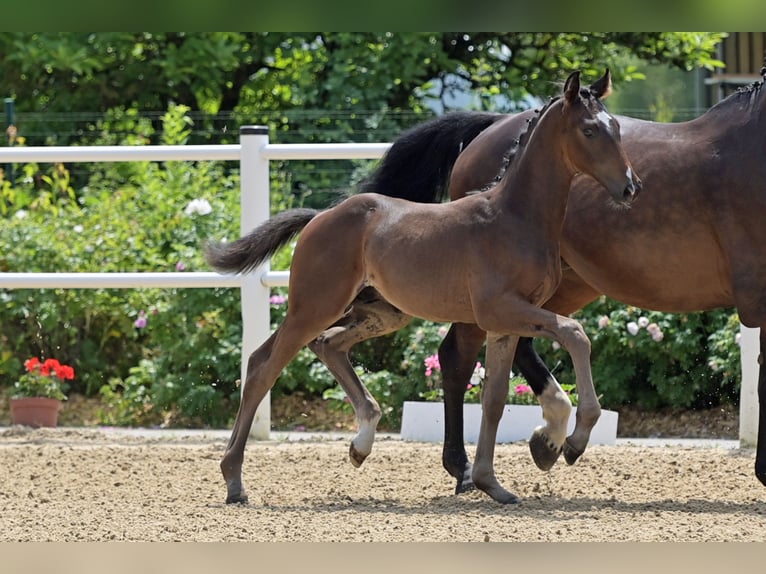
623,176,642,201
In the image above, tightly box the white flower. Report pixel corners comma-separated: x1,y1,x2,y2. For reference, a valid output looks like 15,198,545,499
597,315,610,329
73,224,84,233
14,209,27,219
626,321,639,336
437,325,449,338
551,341,561,351
184,198,212,216
637,316,649,328
736,332,742,346
470,364,485,386
646,323,664,342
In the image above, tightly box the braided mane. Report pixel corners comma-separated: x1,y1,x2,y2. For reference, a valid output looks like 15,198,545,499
716,54,766,107
479,96,561,191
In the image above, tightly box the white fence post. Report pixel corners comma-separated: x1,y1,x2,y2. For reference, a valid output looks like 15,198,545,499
739,324,760,447
239,126,272,438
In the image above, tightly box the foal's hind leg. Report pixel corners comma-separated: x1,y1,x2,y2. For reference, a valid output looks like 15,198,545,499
309,289,411,467
221,326,308,504
222,290,358,504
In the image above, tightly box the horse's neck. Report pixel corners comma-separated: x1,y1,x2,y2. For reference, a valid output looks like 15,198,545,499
699,83,766,136
497,117,573,239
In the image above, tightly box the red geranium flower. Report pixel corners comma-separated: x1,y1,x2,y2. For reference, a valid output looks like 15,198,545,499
15,357,75,400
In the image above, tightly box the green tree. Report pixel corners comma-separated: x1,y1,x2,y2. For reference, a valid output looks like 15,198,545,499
1,32,725,204
1,32,724,133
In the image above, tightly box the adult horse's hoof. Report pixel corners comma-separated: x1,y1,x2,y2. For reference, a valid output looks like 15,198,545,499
455,477,476,495
563,438,585,466
529,427,562,471
225,492,249,505
349,443,367,468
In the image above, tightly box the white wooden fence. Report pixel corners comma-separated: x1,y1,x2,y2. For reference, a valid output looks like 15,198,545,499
0,126,389,438
0,126,758,446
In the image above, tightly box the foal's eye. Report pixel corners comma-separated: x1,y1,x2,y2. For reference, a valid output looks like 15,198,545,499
583,128,594,138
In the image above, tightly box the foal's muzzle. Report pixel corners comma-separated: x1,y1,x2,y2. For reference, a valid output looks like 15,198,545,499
622,169,642,202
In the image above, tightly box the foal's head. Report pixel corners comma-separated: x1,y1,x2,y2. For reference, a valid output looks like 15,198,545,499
559,69,641,205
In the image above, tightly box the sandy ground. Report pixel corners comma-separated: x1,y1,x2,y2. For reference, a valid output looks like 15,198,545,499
1,426,764,542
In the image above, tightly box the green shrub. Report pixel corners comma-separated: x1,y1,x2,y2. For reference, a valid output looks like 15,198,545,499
1,104,245,426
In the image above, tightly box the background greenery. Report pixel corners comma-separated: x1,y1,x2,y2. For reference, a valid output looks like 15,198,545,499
0,32,741,428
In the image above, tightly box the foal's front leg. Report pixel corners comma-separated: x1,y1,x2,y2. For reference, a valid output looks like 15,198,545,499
476,300,577,472
471,333,520,504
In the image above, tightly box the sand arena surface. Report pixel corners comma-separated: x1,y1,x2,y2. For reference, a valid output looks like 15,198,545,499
0,427,764,542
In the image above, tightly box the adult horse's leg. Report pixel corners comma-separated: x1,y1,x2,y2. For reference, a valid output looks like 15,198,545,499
471,333,520,504
757,329,766,486
308,288,411,467
438,322,485,493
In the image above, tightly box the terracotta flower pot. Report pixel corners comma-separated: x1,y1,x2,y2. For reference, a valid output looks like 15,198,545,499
10,397,62,428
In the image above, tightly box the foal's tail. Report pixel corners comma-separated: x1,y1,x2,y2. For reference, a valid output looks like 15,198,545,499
359,111,502,203
205,208,319,275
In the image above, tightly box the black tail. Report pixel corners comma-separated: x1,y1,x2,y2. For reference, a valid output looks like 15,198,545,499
205,208,319,275
359,111,503,203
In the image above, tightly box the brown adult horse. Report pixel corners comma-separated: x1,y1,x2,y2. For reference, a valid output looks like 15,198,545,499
336,66,766,494
206,70,640,504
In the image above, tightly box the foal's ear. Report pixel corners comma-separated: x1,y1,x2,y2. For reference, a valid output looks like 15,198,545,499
589,68,613,100
564,71,581,103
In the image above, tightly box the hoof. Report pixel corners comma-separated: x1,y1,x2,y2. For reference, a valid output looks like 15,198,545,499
349,443,367,468
225,492,249,505
455,478,476,495
563,438,585,466
756,467,766,488
476,483,520,505
495,492,521,505
529,427,562,471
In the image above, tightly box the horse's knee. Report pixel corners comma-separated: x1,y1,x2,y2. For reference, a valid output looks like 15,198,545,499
563,320,591,352
576,402,601,427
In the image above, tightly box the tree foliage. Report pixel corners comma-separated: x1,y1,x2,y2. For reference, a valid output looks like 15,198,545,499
2,32,724,121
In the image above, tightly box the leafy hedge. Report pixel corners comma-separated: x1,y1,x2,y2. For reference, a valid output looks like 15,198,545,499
0,105,742,428
1,105,244,426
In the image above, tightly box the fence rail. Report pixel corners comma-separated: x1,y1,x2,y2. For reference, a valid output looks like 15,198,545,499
0,127,757,446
